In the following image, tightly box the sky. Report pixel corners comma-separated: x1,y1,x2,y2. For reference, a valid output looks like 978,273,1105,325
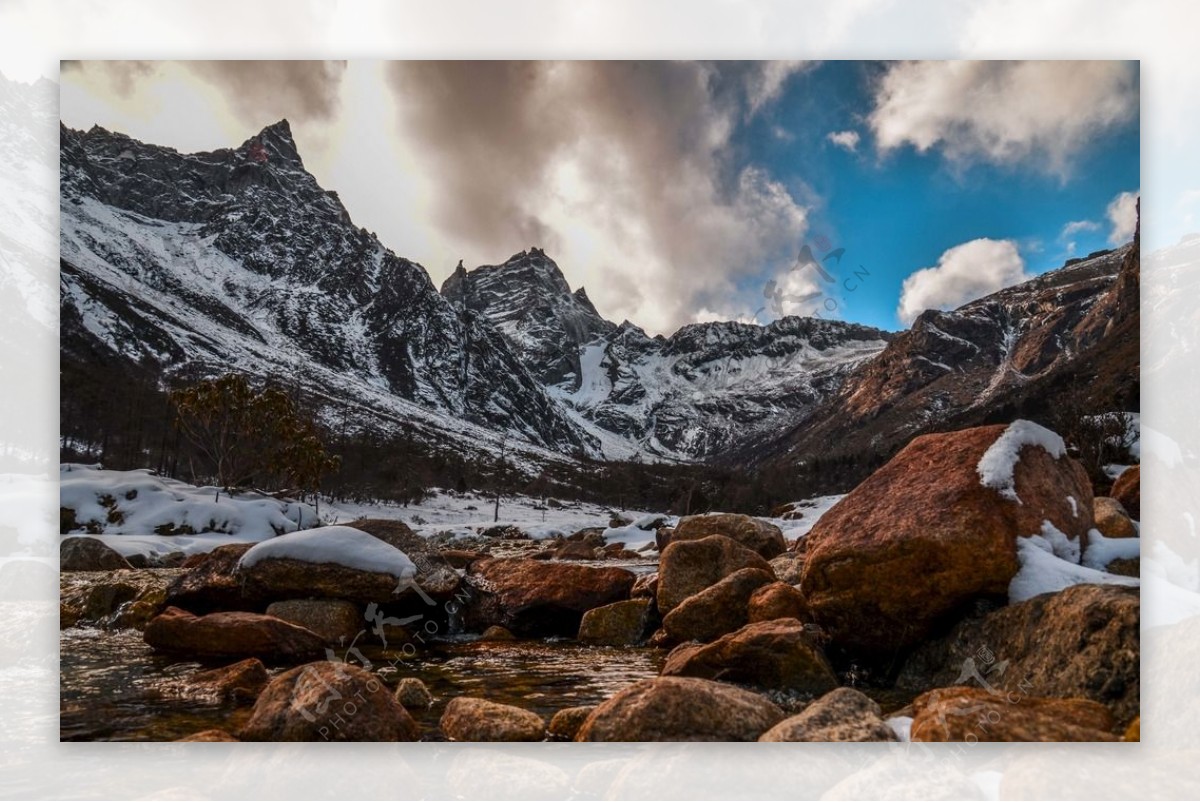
60,60,1139,335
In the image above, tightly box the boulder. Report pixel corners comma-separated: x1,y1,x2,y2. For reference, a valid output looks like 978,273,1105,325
661,567,774,643
548,706,594,740
661,618,838,696
1093,497,1137,538
657,535,772,614
909,686,1117,742
479,625,516,641
165,543,257,613
554,541,598,561
191,657,270,703
176,729,239,742
768,553,804,585
60,537,132,571
630,572,658,600
576,676,784,741
578,598,654,646
655,526,674,552
61,568,176,628
759,687,897,742
898,584,1139,727
143,606,326,659
394,677,433,709
671,513,787,559
265,599,362,645
347,518,461,597
1110,465,1140,520
747,582,810,624
440,696,546,742
463,558,634,636
240,661,418,741
800,422,1093,654
440,549,484,570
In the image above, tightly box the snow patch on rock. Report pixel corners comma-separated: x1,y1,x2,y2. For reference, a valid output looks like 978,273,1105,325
238,525,417,580
1009,530,1137,603
976,420,1066,503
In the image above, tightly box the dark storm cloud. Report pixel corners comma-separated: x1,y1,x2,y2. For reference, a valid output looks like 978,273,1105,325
383,61,811,331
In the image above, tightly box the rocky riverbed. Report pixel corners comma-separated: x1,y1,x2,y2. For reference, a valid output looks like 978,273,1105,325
59,421,1142,742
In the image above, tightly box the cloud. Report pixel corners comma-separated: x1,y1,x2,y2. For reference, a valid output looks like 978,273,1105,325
1106,190,1139,244
827,129,860,152
382,61,811,334
868,61,1138,175
744,60,810,117
1060,219,1100,238
897,238,1029,325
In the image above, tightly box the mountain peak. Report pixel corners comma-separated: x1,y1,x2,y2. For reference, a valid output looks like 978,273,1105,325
241,119,302,166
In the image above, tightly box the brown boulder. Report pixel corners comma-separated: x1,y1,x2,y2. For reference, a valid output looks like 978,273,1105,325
176,729,238,742
1093,497,1137,538
548,706,594,740
661,618,838,695
759,687,897,742
768,553,804,585
655,526,674,552
576,676,784,741
479,625,516,641
910,686,1117,742
265,599,363,645
1110,465,1140,520
747,581,810,624
237,534,420,606
165,543,257,613
191,657,270,703
630,572,658,600
143,606,326,659
464,558,634,636
241,661,417,741
672,513,786,558
578,598,653,646
661,567,774,643
60,537,131,571
801,422,1092,654
440,549,484,569
899,584,1139,727
440,697,545,742
394,677,433,709
554,541,598,561
657,535,772,614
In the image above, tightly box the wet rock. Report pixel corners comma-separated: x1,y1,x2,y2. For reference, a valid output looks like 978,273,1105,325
578,598,653,646
479,625,516,641
144,606,326,659
661,567,774,643
241,661,417,741
347,518,461,597
60,537,131,571
394,677,433,709
909,686,1117,741
464,558,634,636
1093,497,1137,538
60,568,178,628
657,535,772,614
759,687,897,742
165,543,257,613
265,599,363,645
630,572,658,600
747,581,810,624
176,729,239,742
671,513,786,559
191,657,270,703
548,706,594,740
1111,464,1140,519
899,584,1139,727
440,696,546,742
801,423,1093,655
768,553,804,585
576,676,784,742
660,618,838,695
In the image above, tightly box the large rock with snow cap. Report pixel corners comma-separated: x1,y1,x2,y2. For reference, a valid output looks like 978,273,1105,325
237,526,419,604
800,421,1093,655
464,558,635,636
670,513,787,558
346,518,462,597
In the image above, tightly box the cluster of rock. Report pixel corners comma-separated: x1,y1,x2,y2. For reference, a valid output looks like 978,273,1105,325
62,421,1140,743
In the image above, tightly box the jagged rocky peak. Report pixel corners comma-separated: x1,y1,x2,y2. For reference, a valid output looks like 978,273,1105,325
237,118,304,166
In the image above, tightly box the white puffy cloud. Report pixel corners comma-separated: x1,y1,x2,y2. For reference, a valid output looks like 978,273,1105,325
1106,190,1140,244
868,61,1138,175
827,129,861,152
897,238,1029,325
1061,219,1100,238
744,60,811,117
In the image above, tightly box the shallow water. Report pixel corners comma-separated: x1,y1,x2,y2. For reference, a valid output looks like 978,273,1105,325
59,627,665,741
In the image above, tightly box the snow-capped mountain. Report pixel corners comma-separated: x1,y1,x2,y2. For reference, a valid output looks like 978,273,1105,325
60,120,893,465
749,238,1141,469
